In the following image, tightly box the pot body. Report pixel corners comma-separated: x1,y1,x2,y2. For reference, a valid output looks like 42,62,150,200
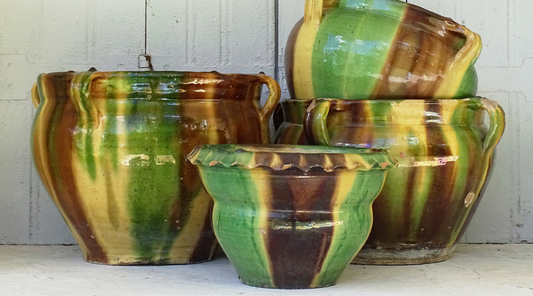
188,144,394,288
273,99,314,145
31,70,280,265
277,98,505,264
285,0,482,100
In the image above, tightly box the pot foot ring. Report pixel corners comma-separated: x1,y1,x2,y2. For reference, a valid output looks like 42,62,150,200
352,246,456,265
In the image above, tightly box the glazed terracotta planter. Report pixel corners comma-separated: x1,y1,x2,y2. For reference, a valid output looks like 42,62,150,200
301,98,505,264
31,70,281,265
285,0,482,100
187,144,396,289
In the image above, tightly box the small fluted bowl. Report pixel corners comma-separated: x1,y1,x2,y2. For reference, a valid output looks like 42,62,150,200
188,144,396,289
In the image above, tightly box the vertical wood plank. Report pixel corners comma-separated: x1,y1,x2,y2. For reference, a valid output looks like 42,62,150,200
0,1,42,102
147,0,275,75
407,0,458,19
91,0,146,70
0,102,32,244
146,0,188,70
516,93,533,242
459,1,509,68
509,0,533,67
40,0,90,66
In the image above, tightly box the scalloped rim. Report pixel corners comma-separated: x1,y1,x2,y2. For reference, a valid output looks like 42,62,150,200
187,144,397,172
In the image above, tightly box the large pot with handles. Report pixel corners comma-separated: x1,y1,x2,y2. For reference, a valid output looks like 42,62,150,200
274,97,505,264
31,70,280,265
285,0,482,100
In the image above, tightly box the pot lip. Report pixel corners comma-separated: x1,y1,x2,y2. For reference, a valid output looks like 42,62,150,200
285,97,484,103
187,144,397,172
39,70,266,79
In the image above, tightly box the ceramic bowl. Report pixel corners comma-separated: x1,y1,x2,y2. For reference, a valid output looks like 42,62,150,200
187,144,396,288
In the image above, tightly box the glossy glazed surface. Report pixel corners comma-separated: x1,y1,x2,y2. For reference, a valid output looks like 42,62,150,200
188,144,395,288
273,99,315,145
285,0,482,100
31,70,281,265
276,98,505,264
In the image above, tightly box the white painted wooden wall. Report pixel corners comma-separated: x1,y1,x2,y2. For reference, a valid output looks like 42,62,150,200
0,0,531,245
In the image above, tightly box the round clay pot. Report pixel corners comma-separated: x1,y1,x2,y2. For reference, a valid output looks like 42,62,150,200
187,144,396,289
285,0,482,100
31,70,281,265
303,98,505,264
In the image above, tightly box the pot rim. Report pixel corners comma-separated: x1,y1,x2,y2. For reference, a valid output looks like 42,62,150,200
39,70,269,79
187,144,397,172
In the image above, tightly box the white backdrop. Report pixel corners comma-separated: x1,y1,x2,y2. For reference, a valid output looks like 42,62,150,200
0,0,531,244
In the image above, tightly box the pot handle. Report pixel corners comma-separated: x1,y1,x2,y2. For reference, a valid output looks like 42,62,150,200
257,74,282,143
31,83,41,109
434,25,482,98
304,0,323,25
304,99,333,146
475,98,505,157
70,69,102,128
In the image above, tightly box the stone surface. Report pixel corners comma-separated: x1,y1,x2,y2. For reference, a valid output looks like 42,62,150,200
0,244,532,295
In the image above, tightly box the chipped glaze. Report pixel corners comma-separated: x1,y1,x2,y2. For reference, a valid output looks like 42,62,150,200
188,144,395,288
285,0,482,100
31,70,280,265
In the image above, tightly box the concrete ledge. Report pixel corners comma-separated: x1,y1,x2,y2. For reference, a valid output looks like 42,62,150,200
1,244,532,295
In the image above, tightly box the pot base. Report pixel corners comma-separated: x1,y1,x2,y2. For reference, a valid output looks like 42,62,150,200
352,245,456,265
85,257,217,266
81,245,220,266
238,275,338,290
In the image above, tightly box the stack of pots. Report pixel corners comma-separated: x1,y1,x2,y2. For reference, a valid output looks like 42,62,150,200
275,0,506,265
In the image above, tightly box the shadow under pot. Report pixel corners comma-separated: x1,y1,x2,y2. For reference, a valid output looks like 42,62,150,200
187,144,396,289
31,70,281,265
301,98,505,264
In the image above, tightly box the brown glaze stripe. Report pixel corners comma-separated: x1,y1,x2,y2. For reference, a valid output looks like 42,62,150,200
177,72,218,262
284,19,303,99
44,73,107,263
401,150,420,242
372,5,465,99
420,103,455,244
190,201,218,262
266,168,337,288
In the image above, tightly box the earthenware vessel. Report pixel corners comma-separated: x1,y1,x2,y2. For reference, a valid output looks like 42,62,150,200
303,98,505,264
187,144,396,288
285,0,482,100
31,70,281,265
273,99,314,145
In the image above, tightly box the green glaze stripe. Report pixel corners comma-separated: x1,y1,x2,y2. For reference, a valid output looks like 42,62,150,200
312,5,402,99
122,73,182,262
199,166,273,287
317,171,384,286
